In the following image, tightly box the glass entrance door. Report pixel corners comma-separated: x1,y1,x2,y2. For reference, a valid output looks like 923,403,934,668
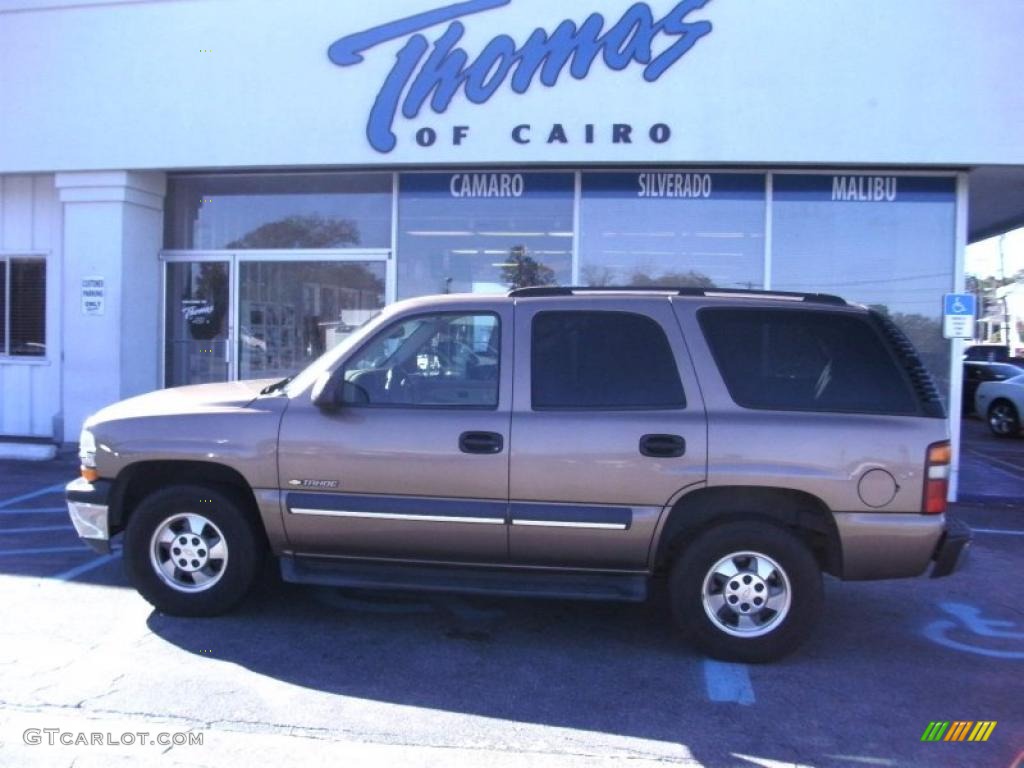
165,260,231,387
164,255,388,387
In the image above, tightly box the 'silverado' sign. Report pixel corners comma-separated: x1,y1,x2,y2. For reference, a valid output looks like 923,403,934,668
328,0,714,153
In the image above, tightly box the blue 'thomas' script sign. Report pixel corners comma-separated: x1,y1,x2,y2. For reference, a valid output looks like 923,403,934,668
773,175,956,203
328,0,714,153
583,172,764,200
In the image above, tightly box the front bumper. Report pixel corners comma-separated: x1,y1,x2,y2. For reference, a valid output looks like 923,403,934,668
65,477,113,554
930,516,971,578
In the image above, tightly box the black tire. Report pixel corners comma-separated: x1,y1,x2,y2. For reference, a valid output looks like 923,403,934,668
669,521,823,663
987,400,1021,438
123,484,266,617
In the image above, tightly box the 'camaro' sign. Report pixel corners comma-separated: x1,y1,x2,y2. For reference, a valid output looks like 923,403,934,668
328,0,714,153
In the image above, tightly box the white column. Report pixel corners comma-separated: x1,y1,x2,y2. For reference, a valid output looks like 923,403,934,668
56,171,166,441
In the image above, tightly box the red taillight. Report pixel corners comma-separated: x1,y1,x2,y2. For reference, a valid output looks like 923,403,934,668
923,441,951,514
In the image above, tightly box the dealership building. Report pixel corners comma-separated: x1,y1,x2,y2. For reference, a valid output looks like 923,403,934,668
1,0,1023,494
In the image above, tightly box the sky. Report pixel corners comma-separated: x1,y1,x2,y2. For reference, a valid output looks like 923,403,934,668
966,226,1024,279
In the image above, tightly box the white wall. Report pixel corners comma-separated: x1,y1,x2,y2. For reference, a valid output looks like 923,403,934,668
1,0,1023,171
0,175,62,438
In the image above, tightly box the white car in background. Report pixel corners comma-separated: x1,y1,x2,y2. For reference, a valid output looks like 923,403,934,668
976,373,1024,437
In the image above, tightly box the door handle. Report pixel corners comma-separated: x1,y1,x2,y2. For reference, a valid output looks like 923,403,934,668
459,431,504,454
639,434,686,458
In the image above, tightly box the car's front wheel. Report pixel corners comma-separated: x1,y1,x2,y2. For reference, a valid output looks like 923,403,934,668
987,400,1021,438
123,484,266,616
669,521,823,663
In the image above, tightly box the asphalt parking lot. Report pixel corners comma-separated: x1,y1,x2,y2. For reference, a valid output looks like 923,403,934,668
0,427,1021,768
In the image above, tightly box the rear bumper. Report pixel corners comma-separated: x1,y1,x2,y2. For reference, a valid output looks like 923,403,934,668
65,477,113,554
834,512,968,580
930,516,971,578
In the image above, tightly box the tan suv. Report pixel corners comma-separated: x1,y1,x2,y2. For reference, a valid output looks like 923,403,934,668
66,287,969,662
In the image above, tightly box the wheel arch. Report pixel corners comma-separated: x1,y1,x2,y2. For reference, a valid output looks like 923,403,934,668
652,486,842,576
108,460,261,535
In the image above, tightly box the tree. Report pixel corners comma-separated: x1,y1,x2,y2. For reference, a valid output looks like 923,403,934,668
226,214,360,249
629,270,714,288
501,246,556,289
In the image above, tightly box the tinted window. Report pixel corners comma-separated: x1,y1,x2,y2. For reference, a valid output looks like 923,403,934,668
964,345,1010,362
8,258,46,357
700,309,917,414
342,313,500,407
531,311,685,409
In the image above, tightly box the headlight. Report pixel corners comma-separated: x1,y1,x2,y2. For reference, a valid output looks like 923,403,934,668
79,428,98,480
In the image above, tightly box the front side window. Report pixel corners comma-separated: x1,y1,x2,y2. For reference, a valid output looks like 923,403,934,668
342,313,500,407
1,257,46,357
700,308,917,414
531,311,685,409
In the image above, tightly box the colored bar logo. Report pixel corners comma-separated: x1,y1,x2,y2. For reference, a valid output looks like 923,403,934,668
921,721,997,742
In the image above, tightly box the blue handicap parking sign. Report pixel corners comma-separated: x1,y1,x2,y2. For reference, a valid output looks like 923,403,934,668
943,293,976,316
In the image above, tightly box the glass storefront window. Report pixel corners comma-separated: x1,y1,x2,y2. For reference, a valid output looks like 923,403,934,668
165,173,392,250
397,172,574,299
579,173,765,289
238,261,385,381
771,174,956,396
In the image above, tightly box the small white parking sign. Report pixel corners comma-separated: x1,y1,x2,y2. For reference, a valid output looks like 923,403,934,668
942,293,976,339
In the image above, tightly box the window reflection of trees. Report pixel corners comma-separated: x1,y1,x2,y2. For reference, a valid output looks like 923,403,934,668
580,264,715,289
501,246,556,289
868,305,947,399
226,214,361,250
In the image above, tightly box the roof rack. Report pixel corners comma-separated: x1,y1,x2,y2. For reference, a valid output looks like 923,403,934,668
507,286,847,306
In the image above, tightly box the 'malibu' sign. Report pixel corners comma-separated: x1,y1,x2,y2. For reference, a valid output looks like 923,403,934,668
328,0,714,153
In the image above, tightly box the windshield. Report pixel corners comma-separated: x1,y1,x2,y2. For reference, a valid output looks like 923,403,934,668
283,310,386,397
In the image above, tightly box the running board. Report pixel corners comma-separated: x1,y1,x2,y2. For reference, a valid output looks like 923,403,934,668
280,556,648,602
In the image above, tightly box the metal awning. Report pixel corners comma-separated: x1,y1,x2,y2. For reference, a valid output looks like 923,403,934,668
969,166,1024,242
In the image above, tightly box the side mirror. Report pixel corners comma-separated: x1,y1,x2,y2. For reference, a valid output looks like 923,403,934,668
311,372,370,410
311,371,341,410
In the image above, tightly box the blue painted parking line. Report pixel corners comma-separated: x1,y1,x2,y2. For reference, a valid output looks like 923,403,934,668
54,552,121,581
0,507,67,515
970,527,1024,536
0,483,67,509
0,546,89,557
0,525,71,534
703,659,755,705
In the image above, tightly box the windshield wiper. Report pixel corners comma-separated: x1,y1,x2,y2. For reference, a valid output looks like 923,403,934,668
259,376,292,395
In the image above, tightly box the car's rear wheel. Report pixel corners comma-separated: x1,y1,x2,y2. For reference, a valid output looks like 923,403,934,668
988,400,1021,438
123,484,265,616
669,521,822,663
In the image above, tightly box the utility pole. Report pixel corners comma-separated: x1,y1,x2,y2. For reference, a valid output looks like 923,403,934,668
999,234,1011,345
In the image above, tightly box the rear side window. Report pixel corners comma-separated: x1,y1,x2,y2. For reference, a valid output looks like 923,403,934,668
531,311,685,409
699,309,917,414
